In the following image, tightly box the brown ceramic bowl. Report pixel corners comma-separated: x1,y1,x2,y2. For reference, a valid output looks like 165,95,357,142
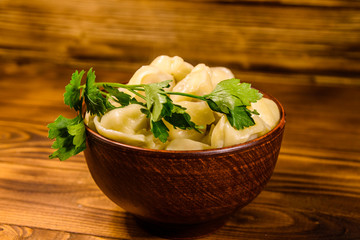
84,92,285,238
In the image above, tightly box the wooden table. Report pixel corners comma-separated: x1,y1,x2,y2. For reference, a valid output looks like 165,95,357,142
1,0,360,239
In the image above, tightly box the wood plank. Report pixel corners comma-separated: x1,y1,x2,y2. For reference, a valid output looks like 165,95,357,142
0,69,359,238
0,0,359,82
0,224,119,240
0,0,360,235
1,150,359,239
176,0,360,8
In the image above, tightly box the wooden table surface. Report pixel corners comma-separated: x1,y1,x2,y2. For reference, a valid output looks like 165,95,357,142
1,0,360,239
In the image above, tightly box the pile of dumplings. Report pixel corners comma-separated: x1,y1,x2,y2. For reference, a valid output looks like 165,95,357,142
85,55,280,151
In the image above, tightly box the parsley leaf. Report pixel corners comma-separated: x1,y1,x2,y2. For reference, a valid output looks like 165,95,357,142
227,106,255,129
150,120,169,143
68,121,86,149
143,81,173,141
204,79,262,129
84,68,114,115
143,81,200,142
103,85,142,107
164,104,202,132
205,79,262,112
143,80,172,121
48,115,86,161
64,70,85,111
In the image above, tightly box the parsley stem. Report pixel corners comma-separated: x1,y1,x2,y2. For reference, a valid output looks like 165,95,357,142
95,82,145,90
166,91,206,101
128,89,146,100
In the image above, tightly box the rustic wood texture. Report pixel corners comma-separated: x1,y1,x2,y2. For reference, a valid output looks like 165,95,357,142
0,0,360,239
1,0,360,83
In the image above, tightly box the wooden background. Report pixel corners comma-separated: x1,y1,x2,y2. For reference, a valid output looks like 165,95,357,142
1,0,360,84
0,0,360,239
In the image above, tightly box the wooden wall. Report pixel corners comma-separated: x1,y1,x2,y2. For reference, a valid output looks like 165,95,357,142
0,0,359,85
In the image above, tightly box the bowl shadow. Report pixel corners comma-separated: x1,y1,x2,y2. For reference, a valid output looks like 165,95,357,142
121,211,229,239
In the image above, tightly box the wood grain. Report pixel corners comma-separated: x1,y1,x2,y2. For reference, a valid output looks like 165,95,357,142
1,66,360,239
0,0,359,83
0,0,360,239
0,224,118,240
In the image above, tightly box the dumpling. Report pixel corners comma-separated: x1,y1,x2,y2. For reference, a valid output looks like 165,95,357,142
143,133,167,150
210,67,235,88
150,55,194,82
176,101,215,126
167,124,205,142
99,104,147,133
250,98,280,130
93,104,148,146
128,65,175,89
210,115,268,148
85,55,281,151
126,65,175,102
170,64,213,102
165,101,215,141
84,112,96,132
165,138,211,151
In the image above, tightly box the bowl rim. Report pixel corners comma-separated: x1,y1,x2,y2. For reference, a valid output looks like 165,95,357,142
85,89,286,156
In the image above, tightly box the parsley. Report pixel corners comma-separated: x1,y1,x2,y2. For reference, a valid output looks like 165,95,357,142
203,79,262,129
64,70,84,112
48,115,86,161
142,81,202,141
48,69,262,160
84,68,115,115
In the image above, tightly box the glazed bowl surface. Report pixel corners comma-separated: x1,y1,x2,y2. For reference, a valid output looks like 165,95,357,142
83,91,285,235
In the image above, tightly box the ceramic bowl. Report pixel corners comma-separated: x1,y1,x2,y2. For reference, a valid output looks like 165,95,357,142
84,92,285,238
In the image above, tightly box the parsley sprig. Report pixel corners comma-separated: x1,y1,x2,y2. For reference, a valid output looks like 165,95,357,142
48,69,262,160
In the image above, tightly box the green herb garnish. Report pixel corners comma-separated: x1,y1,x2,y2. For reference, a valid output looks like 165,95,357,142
48,69,262,160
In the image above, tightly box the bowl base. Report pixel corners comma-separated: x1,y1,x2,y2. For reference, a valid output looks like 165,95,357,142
134,216,229,239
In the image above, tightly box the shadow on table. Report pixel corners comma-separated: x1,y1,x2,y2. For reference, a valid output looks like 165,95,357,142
118,212,161,239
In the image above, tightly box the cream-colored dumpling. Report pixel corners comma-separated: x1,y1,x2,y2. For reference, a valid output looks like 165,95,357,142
164,101,215,142
171,64,213,102
250,98,280,130
143,133,167,150
210,67,235,88
150,55,194,82
84,112,96,132
167,125,205,142
100,104,147,133
126,65,175,102
128,65,175,88
211,115,267,148
88,55,281,150
93,104,148,146
176,101,215,126
165,138,211,151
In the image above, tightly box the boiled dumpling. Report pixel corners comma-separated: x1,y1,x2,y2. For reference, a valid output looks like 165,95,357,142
143,133,167,150
128,65,175,88
165,101,215,142
210,67,235,88
85,55,281,151
167,124,205,142
84,112,96,132
211,114,268,148
171,64,213,102
93,104,148,146
126,65,175,102
99,104,147,133
175,101,215,126
150,55,194,82
250,98,280,130
165,138,211,151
